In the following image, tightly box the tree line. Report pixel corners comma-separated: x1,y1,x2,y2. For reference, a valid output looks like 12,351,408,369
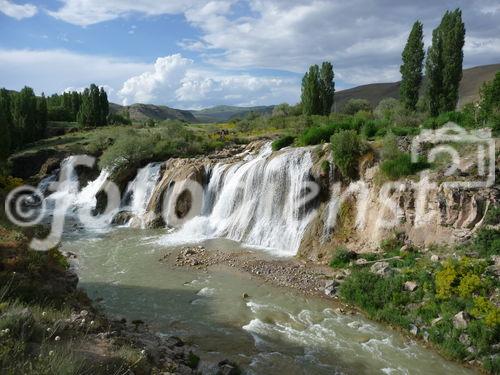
0,84,110,161
300,8,467,118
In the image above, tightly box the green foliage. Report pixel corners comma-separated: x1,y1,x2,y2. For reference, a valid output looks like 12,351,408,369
341,99,372,115
319,61,335,115
425,9,465,116
301,65,321,115
479,71,500,130
0,89,12,161
472,228,500,258
330,130,364,179
471,297,500,327
380,153,430,180
77,84,109,127
271,135,295,151
435,257,487,299
107,113,132,125
374,98,403,121
47,91,82,122
400,21,425,111
329,246,357,269
301,62,335,116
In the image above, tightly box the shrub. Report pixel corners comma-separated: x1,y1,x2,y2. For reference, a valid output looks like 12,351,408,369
342,99,373,115
374,98,402,121
330,130,364,179
473,228,500,258
271,135,295,151
380,153,430,180
297,124,336,145
471,297,500,327
329,246,357,268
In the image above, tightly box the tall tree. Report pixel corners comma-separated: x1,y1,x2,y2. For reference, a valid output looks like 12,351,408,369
425,9,465,116
36,93,48,139
99,87,109,125
0,88,12,160
12,87,38,145
440,9,465,111
319,61,335,115
301,65,321,115
400,20,425,111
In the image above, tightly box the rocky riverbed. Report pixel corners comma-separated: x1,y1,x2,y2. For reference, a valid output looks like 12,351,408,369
159,245,358,314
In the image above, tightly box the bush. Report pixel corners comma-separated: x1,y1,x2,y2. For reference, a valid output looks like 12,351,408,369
374,98,402,121
342,99,372,115
329,246,357,268
271,135,295,151
380,153,430,180
297,124,337,145
330,130,364,179
473,228,500,258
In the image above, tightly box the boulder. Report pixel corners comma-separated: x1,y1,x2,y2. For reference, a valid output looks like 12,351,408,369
355,258,368,266
404,281,418,292
370,261,392,277
217,360,241,375
459,333,471,346
453,311,470,329
430,254,440,262
431,317,443,326
324,280,339,296
111,211,133,225
409,324,419,336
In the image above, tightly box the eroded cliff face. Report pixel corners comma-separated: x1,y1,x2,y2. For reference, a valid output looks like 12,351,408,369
298,143,498,261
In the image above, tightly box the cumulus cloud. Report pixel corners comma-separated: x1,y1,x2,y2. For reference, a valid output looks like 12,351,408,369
0,0,37,19
118,54,299,108
119,54,193,105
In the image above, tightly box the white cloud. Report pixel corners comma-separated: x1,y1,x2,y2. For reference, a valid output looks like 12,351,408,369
47,0,200,26
0,49,148,99
118,54,299,108
0,0,37,19
119,54,193,105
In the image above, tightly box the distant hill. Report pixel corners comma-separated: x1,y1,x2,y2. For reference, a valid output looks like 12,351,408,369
190,105,274,123
109,103,198,123
334,63,500,112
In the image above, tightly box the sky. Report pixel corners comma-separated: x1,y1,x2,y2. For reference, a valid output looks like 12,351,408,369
0,0,499,109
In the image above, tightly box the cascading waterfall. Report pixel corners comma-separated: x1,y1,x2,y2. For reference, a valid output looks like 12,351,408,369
122,163,162,227
41,156,112,226
160,143,317,255
39,143,321,255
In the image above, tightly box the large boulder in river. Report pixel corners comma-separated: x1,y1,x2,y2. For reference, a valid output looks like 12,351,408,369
144,159,207,228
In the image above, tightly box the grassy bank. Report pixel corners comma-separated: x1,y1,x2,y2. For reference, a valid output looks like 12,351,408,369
329,215,500,374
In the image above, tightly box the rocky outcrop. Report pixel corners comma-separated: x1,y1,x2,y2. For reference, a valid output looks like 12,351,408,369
298,157,498,261
9,149,67,180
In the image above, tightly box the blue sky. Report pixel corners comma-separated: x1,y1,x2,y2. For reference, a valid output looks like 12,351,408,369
0,0,499,109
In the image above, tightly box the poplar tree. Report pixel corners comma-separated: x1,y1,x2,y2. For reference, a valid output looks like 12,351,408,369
0,88,12,160
400,21,425,111
319,61,335,115
301,65,321,115
425,9,465,115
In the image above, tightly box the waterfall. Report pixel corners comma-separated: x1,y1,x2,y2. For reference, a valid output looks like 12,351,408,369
41,157,113,226
122,163,162,226
159,143,317,256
